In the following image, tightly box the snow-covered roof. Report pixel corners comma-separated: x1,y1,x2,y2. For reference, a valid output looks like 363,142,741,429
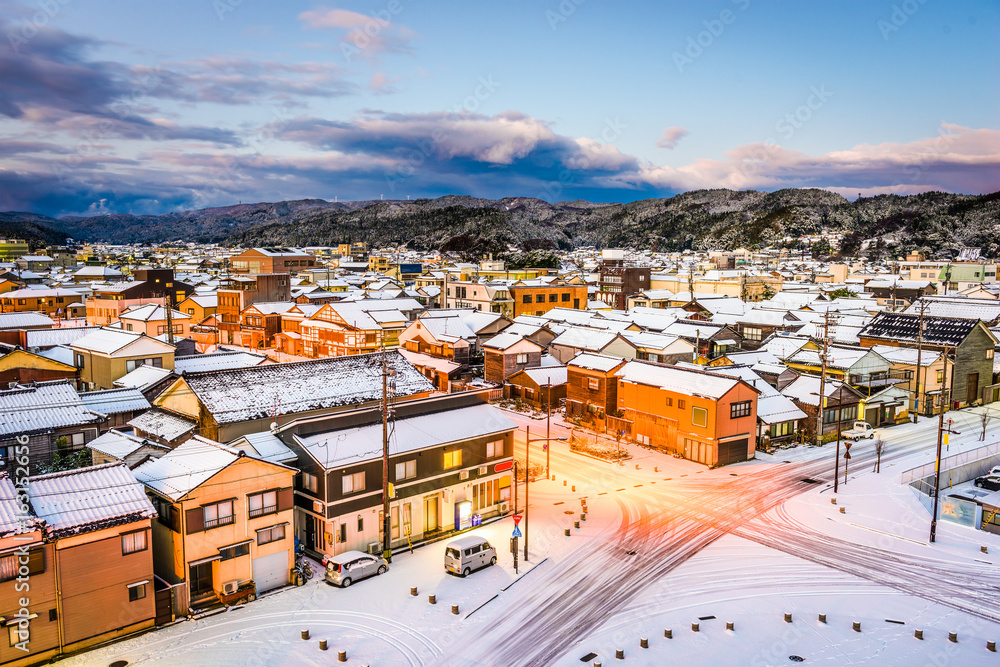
133,437,242,501
0,474,43,538
113,364,175,390
902,297,1000,323
616,360,747,400
181,350,434,425
119,304,191,322
128,408,197,442
296,403,516,469
228,432,298,465
0,312,54,330
0,381,103,437
870,345,942,366
482,332,542,351
550,326,624,352
87,428,165,459
397,348,461,375
79,387,150,415
23,326,100,349
780,375,853,406
29,462,156,538
567,352,626,372
518,367,569,386
174,350,269,374
70,327,151,354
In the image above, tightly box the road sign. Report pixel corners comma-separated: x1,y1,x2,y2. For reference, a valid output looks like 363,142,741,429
512,526,522,538
494,461,513,473
844,441,852,450
512,514,522,525
844,452,852,459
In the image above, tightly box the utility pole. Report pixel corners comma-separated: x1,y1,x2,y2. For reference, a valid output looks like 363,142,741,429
913,299,928,423
524,425,530,562
381,346,393,562
930,345,955,543
816,310,831,448
164,293,175,346
512,460,518,574
545,378,552,478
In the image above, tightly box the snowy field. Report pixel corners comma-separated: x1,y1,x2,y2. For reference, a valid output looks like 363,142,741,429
56,407,1000,666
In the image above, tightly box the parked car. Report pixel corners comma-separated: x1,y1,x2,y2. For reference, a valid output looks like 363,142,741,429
973,475,1000,492
324,550,388,587
445,535,497,577
986,466,1000,477
841,421,876,441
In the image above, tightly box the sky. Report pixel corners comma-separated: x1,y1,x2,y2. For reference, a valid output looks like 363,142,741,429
0,0,998,217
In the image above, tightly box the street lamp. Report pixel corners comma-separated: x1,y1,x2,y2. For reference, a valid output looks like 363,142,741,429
523,425,567,563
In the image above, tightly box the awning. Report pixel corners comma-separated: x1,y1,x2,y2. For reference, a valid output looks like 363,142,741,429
3,614,36,626
219,539,254,551
127,579,150,588
189,554,222,567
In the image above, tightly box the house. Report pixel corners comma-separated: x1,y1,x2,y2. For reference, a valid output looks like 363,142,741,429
0,381,105,473
397,348,463,391
87,429,170,467
133,437,297,609
128,409,198,448
596,250,650,310
0,348,78,386
505,366,568,408
858,312,999,409
415,309,512,350
69,328,176,390
297,302,407,358
150,351,434,442
0,463,157,666
659,320,743,360
783,344,896,397
778,374,864,438
0,289,84,317
119,304,192,338
482,334,544,385
217,274,291,345
398,317,473,364
177,294,217,322
548,327,638,364
870,345,946,416
699,364,807,447
444,280,513,315
621,331,696,365
237,302,297,349
614,360,761,466
564,353,628,421
864,279,935,309
731,309,805,349
508,279,588,317
273,391,515,558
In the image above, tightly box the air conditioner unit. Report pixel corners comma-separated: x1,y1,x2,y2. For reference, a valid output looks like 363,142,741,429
499,502,509,514
222,580,239,595
367,542,381,556
478,466,488,476
459,470,469,481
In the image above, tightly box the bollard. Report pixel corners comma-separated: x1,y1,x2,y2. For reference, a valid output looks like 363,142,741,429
616,649,624,660
572,485,576,492
831,498,837,505
452,604,459,615
565,528,571,536
839,507,846,514
692,622,700,632
338,650,347,663
428,594,436,605
726,621,734,631
988,640,996,652
982,546,989,554
551,475,555,481
575,521,580,529
581,513,586,521
581,498,586,506
949,632,957,643
563,480,567,486
654,467,658,472
319,639,328,651
301,630,310,640
410,586,418,596
640,638,648,648
915,629,924,640
853,622,862,633
819,614,827,624
664,629,672,639
635,464,639,470
784,613,792,623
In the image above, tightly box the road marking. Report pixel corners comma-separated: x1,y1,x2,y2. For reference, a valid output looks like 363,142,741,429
634,484,643,488
616,488,626,492
848,522,927,546
598,492,607,495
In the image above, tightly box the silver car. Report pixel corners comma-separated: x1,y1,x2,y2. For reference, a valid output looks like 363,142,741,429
324,550,388,587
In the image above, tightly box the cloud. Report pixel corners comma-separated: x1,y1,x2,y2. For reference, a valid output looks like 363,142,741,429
298,7,417,61
656,126,689,150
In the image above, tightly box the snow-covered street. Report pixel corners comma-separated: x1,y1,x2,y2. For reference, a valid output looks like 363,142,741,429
57,407,1000,666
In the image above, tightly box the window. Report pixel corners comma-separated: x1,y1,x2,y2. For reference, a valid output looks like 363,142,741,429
486,440,502,458
444,450,462,469
75,353,84,368
678,399,686,409
257,524,286,545
342,472,365,494
561,293,570,301
522,295,531,304
338,523,347,543
301,473,318,493
665,397,673,407
988,349,995,360
71,433,84,446
692,406,708,428
128,582,147,602
588,377,599,390
535,294,544,303
219,542,250,560
9,624,25,647
516,353,528,364
730,401,752,419
548,293,558,302
744,326,763,342
395,460,416,481
937,370,944,383
0,549,44,582
121,530,147,555
357,516,364,532
203,500,235,529
125,323,133,331
248,490,277,518
770,421,794,437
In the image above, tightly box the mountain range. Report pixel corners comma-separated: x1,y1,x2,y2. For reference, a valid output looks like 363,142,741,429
3,189,999,259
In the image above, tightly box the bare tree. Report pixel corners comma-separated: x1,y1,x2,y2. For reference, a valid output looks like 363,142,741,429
981,408,993,442
872,436,885,474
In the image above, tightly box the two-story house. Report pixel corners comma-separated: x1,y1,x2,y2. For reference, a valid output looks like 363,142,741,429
564,353,628,421
69,328,176,390
273,391,515,558
133,436,297,610
482,333,545,385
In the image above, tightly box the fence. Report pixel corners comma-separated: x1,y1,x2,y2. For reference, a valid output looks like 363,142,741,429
900,441,1000,485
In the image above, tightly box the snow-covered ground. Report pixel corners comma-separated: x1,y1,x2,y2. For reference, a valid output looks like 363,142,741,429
57,407,1000,667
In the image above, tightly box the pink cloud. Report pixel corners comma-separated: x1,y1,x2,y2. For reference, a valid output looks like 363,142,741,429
656,126,689,150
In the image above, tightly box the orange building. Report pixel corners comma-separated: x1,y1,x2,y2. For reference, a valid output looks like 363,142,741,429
508,279,588,317
230,248,316,274
615,360,760,467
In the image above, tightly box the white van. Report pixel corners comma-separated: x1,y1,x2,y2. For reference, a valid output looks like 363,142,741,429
444,535,497,577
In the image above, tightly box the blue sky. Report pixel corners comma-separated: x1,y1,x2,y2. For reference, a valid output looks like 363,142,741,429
0,0,997,216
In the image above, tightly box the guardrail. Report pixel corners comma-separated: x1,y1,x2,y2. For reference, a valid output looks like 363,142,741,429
899,442,1000,484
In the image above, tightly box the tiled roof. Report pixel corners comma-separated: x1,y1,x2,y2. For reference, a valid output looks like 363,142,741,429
128,408,197,441
181,350,434,425
79,387,151,415
859,312,988,347
133,437,241,501
0,381,103,437
0,312,54,330
616,360,748,400
174,350,268,374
